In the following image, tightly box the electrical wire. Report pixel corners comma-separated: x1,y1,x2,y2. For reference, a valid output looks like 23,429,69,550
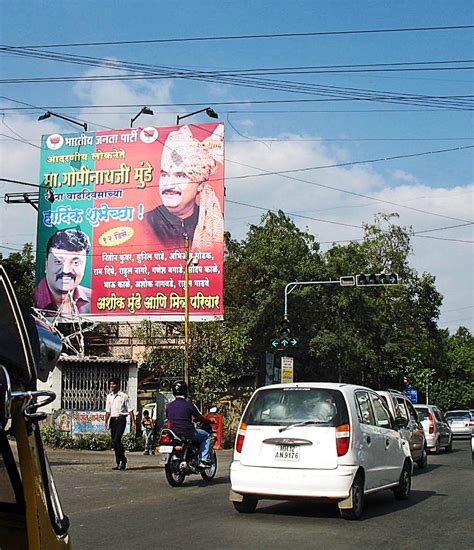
2,97,474,112
5,24,474,49
1,47,473,111
2,59,473,84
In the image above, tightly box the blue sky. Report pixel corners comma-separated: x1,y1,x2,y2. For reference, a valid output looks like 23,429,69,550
0,0,473,331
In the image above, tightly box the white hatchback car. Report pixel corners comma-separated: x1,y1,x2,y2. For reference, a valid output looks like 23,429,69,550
230,383,412,520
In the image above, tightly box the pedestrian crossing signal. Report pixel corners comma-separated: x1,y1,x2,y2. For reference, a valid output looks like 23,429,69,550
356,273,399,287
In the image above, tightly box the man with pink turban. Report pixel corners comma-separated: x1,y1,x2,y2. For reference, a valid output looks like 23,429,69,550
144,124,224,251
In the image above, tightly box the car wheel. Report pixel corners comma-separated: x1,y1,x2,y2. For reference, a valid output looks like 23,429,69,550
433,438,441,455
339,473,364,520
233,496,258,514
416,446,428,469
445,437,453,452
393,461,411,501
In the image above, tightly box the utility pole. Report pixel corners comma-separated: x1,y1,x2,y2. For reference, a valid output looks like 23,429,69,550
184,234,190,386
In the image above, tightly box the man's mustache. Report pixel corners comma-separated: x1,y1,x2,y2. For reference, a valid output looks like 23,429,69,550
56,272,76,282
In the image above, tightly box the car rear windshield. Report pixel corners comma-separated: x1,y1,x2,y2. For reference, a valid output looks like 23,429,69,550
242,387,349,427
415,407,429,421
445,411,470,420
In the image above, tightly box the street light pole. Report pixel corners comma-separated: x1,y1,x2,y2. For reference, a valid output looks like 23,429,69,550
176,107,219,126
184,233,190,386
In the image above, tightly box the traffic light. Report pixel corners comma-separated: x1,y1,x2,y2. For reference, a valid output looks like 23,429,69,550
356,273,399,287
280,318,291,338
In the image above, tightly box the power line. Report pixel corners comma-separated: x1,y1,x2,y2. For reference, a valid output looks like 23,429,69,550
225,199,473,243
1,47,473,111
2,60,473,84
2,97,474,112
413,222,473,234
227,144,474,180
5,24,474,49
225,144,474,224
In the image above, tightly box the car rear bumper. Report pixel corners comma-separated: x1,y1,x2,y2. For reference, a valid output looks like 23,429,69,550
450,427,472,437
424,433,438,448
230,461,358,500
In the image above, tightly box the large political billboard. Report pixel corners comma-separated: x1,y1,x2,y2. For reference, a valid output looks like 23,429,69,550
35,123,224,321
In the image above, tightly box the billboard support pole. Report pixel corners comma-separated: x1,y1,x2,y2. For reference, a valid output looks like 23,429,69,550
184,234,190,386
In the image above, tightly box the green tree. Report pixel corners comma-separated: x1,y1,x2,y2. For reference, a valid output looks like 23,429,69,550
224,210,323,383
309,214,443,389
0,243,35,306
429,327,474,410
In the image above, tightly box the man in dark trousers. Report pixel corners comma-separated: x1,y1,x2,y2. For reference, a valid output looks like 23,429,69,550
166,380,212,467
105,377,135,470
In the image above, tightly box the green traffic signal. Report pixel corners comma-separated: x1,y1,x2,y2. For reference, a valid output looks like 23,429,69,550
356,273,399,287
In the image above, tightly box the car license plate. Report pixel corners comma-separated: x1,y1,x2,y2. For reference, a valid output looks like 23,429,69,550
158,445,173,453
274,444,299,461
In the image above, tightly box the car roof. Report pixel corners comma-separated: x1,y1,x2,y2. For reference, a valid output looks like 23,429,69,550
256,382,375,393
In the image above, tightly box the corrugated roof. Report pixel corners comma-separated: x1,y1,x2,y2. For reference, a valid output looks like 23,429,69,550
58,355,136,365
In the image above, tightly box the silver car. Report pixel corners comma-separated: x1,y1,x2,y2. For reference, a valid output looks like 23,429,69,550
377,390,427,469
445,410,473,438
414,404,453,453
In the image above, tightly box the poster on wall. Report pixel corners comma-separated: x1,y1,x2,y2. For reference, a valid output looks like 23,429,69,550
54,410,131,435
35,123,225,321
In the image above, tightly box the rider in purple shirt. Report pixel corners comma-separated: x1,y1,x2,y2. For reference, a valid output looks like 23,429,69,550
166,381,212,467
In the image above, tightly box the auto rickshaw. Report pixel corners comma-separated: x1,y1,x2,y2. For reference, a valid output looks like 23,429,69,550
0,266,71,549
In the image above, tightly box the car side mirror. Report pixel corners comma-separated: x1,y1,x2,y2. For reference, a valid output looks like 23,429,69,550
0,365,12,429
395,416,408,429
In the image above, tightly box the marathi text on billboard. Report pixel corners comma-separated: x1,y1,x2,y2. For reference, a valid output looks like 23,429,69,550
35,123,225,321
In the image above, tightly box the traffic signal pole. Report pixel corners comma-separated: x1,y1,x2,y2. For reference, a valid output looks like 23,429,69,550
284,273,399,317
284,279,345,318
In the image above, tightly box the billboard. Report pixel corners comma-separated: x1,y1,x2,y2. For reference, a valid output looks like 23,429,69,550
35,123,225,321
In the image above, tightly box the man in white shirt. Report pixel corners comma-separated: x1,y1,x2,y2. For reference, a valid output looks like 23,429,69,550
105,377,135,470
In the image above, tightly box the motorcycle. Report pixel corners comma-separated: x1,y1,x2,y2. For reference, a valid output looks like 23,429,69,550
158,420,218,487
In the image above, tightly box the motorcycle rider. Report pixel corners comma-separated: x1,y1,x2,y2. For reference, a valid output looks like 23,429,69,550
166,380,212,468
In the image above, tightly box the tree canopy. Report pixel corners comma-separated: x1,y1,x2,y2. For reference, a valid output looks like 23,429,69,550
0,243,35,307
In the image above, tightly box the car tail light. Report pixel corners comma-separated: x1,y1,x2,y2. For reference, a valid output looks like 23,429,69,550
235,423,247,454
428,412,435,434
336,424,350,456
160,432,172,444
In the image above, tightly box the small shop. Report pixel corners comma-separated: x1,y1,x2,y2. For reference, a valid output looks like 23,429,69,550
37,355,137,436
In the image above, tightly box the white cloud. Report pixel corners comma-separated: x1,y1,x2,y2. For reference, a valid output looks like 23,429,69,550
390,169,419,184
73,61,176,129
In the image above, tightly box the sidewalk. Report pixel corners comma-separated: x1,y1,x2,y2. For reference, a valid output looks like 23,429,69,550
45,446,233,470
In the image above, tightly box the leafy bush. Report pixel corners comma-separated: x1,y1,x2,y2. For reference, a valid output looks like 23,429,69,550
123,432,145,452
41,426,112,451
41,425,75,448
75,434,111,451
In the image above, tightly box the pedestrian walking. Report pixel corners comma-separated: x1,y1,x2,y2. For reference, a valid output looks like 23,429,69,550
141,409,155,455
105,377,135,470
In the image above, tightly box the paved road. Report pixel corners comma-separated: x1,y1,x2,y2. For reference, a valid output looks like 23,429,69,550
50,439,473,550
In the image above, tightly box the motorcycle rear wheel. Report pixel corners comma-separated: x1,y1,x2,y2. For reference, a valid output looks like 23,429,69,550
165,455,186,487
200,449,217,481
